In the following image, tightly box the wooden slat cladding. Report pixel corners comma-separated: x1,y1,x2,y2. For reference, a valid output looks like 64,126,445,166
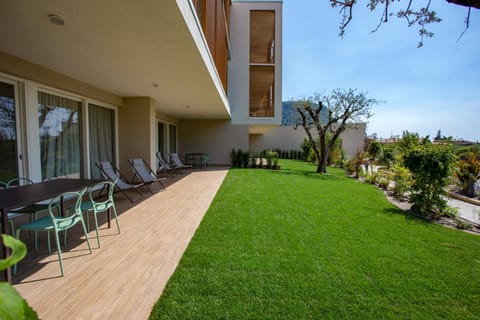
193,0,230,91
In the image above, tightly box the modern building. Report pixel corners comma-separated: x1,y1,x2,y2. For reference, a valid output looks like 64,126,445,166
0,0,282,182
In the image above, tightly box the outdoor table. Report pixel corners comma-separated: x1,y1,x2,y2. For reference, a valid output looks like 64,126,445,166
185,153,208,168
0,178,103,282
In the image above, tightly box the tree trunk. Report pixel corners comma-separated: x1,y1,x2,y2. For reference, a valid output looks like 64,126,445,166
317,135,328,173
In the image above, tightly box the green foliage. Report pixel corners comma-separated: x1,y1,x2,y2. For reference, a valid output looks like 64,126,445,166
241,151,250,168
265,150,279,167
0,234,38,319
455,218,473,230
392,166,411,201
365,171,378,185
367,140,383,163
455,152,480,197
380,145,397,168
403,145,456,218
301,138,312,160
230,149,237,167
397,131,420,154
327,135,343,166
151,160,480,320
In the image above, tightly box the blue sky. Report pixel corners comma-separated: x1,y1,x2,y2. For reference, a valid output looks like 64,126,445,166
282,0,480,141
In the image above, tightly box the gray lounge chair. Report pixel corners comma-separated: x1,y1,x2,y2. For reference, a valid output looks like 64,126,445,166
95,161,143,202
170,153,193,171
128,158,167,194
156,152,177,176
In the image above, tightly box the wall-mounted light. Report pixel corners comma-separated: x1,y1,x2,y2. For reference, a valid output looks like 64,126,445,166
185,105,191,109
48,14,65,26
152,83,160,88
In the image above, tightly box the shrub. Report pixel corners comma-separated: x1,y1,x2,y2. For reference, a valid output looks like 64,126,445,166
242,151,250,168
230,149,237,167
392,166,411,201
235,149,244,167
365,171,378,185
380,145,397,168
454,218,473,230
367,140,383,164
455,152,480,197
403,145,456,218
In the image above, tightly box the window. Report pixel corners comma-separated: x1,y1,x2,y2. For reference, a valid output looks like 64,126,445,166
250,11,275,64
249,10,275,118
169,124,177,154
38,92,82,180
0,81,19,181
89,104,115,179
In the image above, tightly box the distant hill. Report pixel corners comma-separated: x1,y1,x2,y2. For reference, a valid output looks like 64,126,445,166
282,101,328,126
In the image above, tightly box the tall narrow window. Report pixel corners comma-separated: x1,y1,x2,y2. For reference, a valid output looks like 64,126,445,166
169,124,177,154
158,122,166,156
0,81,18,181
89,104,115,179
249,10,275,117
38,92,82,180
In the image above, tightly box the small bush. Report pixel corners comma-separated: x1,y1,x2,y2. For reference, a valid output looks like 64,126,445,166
393,166,411,201
455,152,480,197
403,145,456,217
454,218,473,230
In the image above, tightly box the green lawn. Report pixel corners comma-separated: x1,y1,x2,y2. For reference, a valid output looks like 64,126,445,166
150,160,480,319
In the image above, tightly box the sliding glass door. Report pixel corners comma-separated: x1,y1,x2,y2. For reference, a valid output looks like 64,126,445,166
89,104,115,179
38,91,82,180
158,121,177,158
0,80,20,182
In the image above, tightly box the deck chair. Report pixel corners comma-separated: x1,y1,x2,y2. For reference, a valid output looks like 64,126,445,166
6,177,59,237
128,158,167,194
14,188,92,277
170,153,193,171
95,161,143,202
76,180,120,248
156,152,177,176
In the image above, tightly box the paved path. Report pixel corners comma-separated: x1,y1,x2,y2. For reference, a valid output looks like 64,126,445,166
448,198,480,224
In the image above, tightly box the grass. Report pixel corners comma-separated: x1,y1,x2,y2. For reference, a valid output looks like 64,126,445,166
150,160,480,319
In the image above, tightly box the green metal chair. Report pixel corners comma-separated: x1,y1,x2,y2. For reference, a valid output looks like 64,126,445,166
79,180,120,248
14,188,92,277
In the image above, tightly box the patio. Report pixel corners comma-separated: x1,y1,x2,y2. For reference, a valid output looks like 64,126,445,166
12,167,228,319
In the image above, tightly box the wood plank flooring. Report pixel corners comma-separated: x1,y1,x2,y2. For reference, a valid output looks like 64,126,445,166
12,167,229,319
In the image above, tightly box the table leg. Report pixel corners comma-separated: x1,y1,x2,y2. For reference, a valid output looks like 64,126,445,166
1,208,12,282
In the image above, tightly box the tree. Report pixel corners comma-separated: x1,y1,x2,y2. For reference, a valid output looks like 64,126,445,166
367,140,383,164
294,89,378,173
329,0,479,47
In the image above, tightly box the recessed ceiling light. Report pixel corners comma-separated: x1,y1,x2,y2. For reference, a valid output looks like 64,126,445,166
152,83,160,88
48,14,65,26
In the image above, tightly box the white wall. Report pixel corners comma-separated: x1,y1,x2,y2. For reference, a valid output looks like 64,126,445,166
228,0,282,126
178,120,249,165
249,124,366,159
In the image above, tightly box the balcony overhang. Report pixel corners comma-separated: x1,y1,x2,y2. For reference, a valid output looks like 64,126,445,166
0,0,231,119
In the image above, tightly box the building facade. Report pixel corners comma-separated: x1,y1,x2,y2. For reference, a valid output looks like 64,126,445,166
0,0,282,182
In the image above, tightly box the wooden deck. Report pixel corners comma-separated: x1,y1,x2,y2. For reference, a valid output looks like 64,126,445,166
12,167,229,319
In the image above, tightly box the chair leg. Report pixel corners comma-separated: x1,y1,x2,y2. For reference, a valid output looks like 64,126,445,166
86,211,90,232
53,231,64,277
8,220,15,236
112,206,121,234
47,231,51,253
93,212,100,248
80,218,92,254
13,229,22,275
